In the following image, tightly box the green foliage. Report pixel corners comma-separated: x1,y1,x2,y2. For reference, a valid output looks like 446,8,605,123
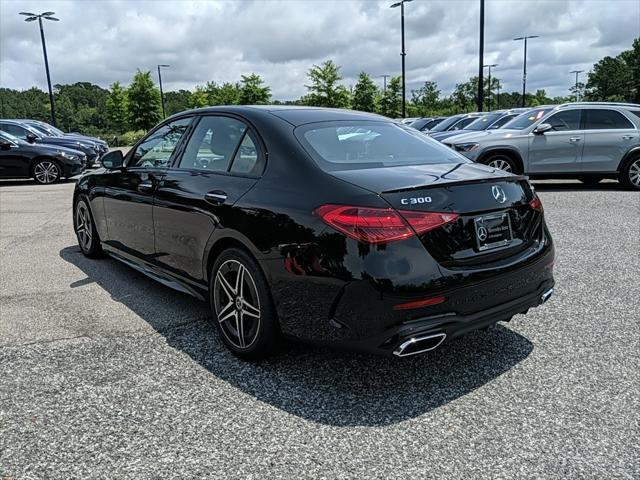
378,76,402,118
239,73,271,104
305,60,350,108
190,86,209,108
164,90,192,116
586,38,639,103
410,81,441,116
127,70,162,130
119,130,146,147
105,82,129,133
352,72,379,112
203,81,242,105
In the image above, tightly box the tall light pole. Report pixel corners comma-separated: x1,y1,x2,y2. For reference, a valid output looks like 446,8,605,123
157,64,170,118
390,0,412,118
477,0,485,112
380,74,390,93
19,11,59,126
570,70,584,102
496,82,501,109
483,63,498,111
514,35,539,108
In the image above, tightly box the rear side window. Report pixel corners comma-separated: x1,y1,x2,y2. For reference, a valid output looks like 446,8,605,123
546,110,581,131
583,109,634,130
296,121,466,172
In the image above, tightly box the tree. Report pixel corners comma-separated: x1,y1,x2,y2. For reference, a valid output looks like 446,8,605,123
164,90,192,116
105,82,129,133
305,60,350,108
378,76,402,118
189,86,209,108
351,72,378,112
205,81,241,105
451,78,478,112
127,69,162,131
239,73,271,104
411,81,441,116
585,38,639,102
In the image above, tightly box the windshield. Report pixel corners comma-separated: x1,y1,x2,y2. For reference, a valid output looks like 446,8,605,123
465,113,503,131
503,108,554,130
28,124,54,136
429,115,463,132
487,114,517,129
296,121,468,172
0,131,19,144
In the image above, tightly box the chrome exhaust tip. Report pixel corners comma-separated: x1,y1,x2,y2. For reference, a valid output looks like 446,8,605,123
393,332,447,357
541,288,554,304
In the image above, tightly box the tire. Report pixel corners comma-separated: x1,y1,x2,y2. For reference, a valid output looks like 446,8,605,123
619,156,640,191
482,154,517,173
209,248,280,360
32,159,61,185
74,196,103,258
578,176,603,185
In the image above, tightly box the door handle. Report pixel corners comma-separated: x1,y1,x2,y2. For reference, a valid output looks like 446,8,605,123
138,180,154,193
569,137,581,142
622,135,634,140
205,191,228,205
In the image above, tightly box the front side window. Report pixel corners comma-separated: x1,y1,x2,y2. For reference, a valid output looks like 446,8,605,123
488,114,517,129
583,109,634,130
0,123,30,139
546,110,581,132
128,117,192,168
297,121,466,172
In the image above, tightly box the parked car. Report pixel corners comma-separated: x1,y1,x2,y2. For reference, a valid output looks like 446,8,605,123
74,106,555,359
426,113,484,135
429,109,528,142
22,119,109,162
443,102,640,190
0,130,86,184
409,117,446,132
0,119,102,167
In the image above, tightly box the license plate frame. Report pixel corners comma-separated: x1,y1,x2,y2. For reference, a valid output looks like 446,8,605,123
474,212,513,251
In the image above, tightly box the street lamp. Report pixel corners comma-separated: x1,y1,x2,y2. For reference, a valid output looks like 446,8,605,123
477,0,485,112
380,74,390,93
483,63,498,111
19,11,59,126
157,64,170,118
570,70,585,102
513,35,539,108
390,0,412,118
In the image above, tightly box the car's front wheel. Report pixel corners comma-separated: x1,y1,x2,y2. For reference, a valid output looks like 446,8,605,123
619,157,640,191
483,154,517,173
74,196,103,258
209,248,279,359
32,159,61,185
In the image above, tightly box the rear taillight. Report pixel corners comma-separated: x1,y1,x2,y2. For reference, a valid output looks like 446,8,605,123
314,204,459,244
529,196,543,212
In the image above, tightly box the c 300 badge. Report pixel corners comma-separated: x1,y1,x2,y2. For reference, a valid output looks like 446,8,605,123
400,196,432,205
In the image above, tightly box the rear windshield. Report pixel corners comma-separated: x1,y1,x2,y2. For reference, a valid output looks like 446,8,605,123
296,121,467,172
503,108,554,130
429,115,463,132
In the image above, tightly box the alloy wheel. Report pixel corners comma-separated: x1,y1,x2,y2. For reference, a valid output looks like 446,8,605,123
213,259,261,349
487,158,513,172
629,159,640,187
34,161,60,184
75,202,93,251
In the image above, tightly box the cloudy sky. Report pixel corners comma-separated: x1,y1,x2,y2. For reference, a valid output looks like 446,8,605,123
1,0,638,100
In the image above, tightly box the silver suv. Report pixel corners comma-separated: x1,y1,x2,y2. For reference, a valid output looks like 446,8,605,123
443,102,640,190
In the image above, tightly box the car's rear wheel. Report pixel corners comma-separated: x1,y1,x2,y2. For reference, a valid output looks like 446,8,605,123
619,157,640,190
578,176,603,185
74,196,103,258
483,154,517,173
210,248,279,359
32,159,61,185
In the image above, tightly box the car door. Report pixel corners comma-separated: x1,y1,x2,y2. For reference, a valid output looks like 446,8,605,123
101,117,192,261
0,138,30,178
153,114,265,282
528,109,584,173
580,109,639,172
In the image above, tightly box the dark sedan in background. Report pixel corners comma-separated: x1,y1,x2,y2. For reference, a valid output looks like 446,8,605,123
74,106,554,360
0,130,86,183
23,119,109,161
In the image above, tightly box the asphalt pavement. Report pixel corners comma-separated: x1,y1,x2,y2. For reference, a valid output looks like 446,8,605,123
0,179,638,479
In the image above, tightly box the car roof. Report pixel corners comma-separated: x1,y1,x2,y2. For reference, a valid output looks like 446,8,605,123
167,105,391,127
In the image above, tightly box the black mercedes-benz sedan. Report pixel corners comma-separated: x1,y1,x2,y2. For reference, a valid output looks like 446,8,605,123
73,106,555,359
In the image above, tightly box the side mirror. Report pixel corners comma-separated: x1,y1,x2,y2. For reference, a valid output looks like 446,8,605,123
0,141,12,150
101,150,124,169
533,123,552,134
25,133,38,143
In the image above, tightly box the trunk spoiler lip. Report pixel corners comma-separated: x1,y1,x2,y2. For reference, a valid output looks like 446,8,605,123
381,175,529,195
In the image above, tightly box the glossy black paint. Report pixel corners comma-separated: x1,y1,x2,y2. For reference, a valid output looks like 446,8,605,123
0,131,85,179
75,106,555,355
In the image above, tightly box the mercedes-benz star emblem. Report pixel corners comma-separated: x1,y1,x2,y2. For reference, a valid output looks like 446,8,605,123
476,225,488,241
492,185,507,204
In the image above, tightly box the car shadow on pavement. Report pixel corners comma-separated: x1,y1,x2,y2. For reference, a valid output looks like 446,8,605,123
60,245,534,427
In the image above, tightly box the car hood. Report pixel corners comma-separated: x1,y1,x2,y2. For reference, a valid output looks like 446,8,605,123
443,128,524,145
429,130,479,141
330,162,516,194
31,142,86,157
38,136,94,148
64,134,105,146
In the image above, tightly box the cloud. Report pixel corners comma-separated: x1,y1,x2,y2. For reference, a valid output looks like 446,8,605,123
0,0,637,100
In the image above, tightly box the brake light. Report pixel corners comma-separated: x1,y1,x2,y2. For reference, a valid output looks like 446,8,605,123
529,196,543,212
314,204,459,244
393,295,446,311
